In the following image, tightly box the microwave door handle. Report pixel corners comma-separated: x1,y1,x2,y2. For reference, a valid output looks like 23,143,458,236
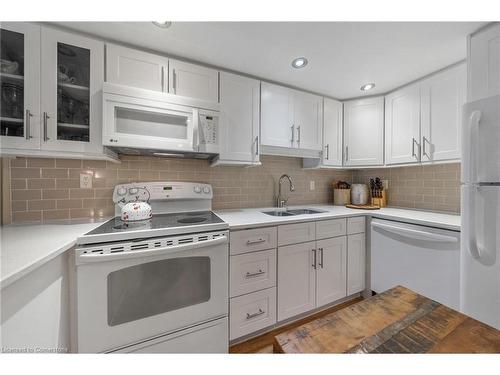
77,236,227,263
192,108,199,152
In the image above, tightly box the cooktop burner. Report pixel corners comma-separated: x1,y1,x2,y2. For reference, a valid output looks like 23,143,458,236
177,217,207,224
86,211,224,236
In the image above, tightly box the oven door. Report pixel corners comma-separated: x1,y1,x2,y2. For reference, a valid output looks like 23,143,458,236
74,233,228,353
103,91,197,152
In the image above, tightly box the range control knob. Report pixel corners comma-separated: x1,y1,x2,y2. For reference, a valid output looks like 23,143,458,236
128,187,138,195
194,185,202,193
117,187,127,196
203,186,211,194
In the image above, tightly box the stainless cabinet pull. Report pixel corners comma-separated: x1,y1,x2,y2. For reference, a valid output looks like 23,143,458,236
412,138,421,161
25,109,33,139
325,144,330,160
319,247,324,269
255,135,259,156
422,136,430,158
345,146,349,162
245,270,265,278
43,112,50,141
246,308,265,320
312,249,317,269
297,125,301,146
246,238,266,245
172,69,177,93
290,124,295,145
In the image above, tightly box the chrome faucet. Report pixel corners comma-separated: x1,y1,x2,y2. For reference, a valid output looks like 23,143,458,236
276,174,295,208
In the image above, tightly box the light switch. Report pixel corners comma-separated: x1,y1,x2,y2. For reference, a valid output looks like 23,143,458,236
309,180,315,191
80,173,93,189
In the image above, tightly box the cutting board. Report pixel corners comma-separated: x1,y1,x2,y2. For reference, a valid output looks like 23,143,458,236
346,204,380,210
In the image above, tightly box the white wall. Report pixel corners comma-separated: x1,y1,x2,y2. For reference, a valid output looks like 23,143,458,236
0,252,70,353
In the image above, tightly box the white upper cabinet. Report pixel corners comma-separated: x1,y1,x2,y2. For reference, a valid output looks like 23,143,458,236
215,72,260,165
385,84,421,165
420,63,466,162
40,27,104,153
322,98,343,167
261,82,322,152
261,82,294,148
0,23,41,150
106,44,168,92
343,97,384,166
468,23,500,102
168,59,218,102
292,90,323,151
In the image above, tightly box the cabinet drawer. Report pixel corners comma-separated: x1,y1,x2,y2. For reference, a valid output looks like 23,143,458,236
229,287,276,340
230,249,276,297
347,217,365,234
230,227,277,255
278,222,315,246
316,218,347,240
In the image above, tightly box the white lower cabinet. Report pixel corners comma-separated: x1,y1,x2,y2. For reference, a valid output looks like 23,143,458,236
230,249,276,298
347,233,366,295
277,241,317,321
316,236,347,307
229,288,277,340
229,217,366,339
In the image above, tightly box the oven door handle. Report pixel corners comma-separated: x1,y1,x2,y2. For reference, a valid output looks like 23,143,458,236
77,236,228,263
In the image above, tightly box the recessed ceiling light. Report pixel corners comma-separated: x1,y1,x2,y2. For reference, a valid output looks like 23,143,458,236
152,21,172,29
291,57,308,69
360,83,376,91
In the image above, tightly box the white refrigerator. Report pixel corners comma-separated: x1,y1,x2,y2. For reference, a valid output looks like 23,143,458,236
461,93,500,329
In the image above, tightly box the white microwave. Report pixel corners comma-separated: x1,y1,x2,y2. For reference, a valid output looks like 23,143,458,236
102,83,220,155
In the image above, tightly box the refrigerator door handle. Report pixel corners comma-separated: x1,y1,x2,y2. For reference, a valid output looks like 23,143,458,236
467,185,483,259
469,110,482,183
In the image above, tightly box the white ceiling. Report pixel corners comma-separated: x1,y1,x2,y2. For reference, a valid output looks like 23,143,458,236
55,22,486,99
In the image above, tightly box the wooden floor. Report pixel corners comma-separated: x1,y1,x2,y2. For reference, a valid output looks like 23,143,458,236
229,297,363,354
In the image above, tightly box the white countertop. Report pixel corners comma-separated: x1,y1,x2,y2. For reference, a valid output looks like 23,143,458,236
215,205,461,232
0,205,460,290
0,219,107,289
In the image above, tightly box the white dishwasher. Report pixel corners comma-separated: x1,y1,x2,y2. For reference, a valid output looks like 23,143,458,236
370,218,460,309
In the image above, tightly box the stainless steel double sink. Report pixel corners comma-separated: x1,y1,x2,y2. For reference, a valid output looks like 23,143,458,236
262,208,326,217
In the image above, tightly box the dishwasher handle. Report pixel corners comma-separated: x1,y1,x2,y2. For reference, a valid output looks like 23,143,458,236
371,221,458,243
77,236,227,263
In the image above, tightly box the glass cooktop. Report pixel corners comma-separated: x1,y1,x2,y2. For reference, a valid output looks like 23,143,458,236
86,211,225,236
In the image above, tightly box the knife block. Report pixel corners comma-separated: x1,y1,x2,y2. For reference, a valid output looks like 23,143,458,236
371,189,387,208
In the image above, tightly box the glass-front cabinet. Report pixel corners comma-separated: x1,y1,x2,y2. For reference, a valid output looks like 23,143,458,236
0,23,105,155
0,23,40,149
40,27,104,153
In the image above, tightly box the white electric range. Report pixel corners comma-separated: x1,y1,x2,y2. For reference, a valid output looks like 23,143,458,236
71,181,229,353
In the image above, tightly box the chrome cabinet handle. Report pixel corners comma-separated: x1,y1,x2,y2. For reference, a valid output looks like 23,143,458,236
422,136,430,158
319,247,324,268
412,138,421,161
345,146,349,162
246,238,266,245
43,112,50,141
245,270,265,278
172,69,177,93
312,249,317,269
290,124,295,145
255,135,259,156
25,109,33,139
297,125,301,146
325,144,330,160
246,309,265,320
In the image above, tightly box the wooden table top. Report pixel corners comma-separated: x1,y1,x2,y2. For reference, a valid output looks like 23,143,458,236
274,286,500,353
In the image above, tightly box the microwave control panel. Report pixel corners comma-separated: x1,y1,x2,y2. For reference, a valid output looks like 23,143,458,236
199,114,218,145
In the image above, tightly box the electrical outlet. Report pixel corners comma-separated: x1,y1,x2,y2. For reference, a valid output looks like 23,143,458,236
80,173,93,189
309,180,315,191
382,179,389,189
